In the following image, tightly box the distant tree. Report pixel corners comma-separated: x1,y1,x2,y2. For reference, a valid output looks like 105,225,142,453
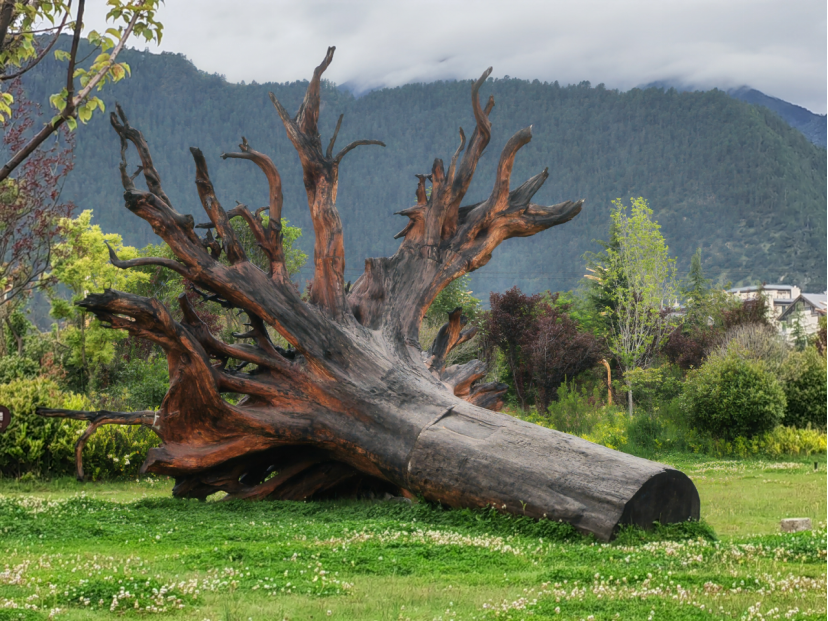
483,287,539,409
427,274,482,323
48,210,148,390
662,327,709,371
683,249,708,307
582,218,625,339
721,287,771,330
663,247,732,369
526,299,605,411
599,198,679,415
790,302,808,351
813,315,827,355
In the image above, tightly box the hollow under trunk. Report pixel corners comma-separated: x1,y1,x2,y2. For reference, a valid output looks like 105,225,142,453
38,47,699,541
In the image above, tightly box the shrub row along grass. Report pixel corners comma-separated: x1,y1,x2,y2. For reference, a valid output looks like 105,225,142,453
0,459,825,620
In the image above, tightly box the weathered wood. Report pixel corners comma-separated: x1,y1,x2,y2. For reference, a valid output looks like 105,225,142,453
37,48,700,541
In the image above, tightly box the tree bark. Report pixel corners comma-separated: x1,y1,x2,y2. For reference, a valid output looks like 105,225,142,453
37,48,699,541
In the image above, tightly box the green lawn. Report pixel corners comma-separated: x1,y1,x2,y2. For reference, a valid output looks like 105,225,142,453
0,454,825,620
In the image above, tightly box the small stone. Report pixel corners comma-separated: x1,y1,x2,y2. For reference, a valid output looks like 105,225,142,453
780,518,812,533
387,496,412,504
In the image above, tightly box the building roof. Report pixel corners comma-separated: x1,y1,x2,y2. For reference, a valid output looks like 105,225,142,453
727,285,797,293
778,293,827,321
801,293,827,311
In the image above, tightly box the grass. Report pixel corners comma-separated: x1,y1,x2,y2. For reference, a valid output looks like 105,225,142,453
0,454,825,620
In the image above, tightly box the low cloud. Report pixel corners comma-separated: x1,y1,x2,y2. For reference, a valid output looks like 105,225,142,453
85,0,826,113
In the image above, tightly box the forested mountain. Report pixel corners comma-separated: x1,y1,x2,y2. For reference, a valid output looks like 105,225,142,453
16,39,827,296
727,87,827,149
643,80,826,149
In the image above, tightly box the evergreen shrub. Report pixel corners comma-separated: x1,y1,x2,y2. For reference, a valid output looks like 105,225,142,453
0,378,159,479
0,355,40,383
682,351,785,439
546,381,607,436
780,347,827,429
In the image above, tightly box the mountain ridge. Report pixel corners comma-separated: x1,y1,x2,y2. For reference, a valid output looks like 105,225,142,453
13,41,827,297
641,80,826,148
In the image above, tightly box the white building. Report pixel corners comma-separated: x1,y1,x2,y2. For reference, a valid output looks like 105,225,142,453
777,293,827,340
726,285,800,321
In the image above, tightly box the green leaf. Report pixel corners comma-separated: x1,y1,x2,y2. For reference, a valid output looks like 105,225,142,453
48,93,66,111
78,105,92,124
109,65,126,81
65,116,77,131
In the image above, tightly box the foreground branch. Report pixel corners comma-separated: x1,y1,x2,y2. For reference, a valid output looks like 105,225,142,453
38,408,158,481
221,138,286,277
0,7,141,183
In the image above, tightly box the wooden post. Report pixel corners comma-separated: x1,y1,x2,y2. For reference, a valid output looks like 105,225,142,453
600,358,612,406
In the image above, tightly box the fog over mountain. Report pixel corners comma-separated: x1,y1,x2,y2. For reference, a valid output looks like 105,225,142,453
78,0,826,115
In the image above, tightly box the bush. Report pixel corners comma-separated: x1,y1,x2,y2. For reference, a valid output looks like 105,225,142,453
511,400,825,458
626,365,683,413
757,425,826,456
580,409,630,451
0,378,159,479
682,351,785,439
780,347,827,429
546,381,607,436
625,415,666,451
99,354,170,411
711,323,789,375
0,378,88,477
0,355,40,383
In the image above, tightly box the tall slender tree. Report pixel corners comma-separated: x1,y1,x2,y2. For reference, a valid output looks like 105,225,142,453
601,198,679,415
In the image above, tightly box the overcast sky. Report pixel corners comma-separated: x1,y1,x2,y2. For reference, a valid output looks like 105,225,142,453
85,0,826,114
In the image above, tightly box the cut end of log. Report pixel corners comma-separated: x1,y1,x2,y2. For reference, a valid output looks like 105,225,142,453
617,468,700,534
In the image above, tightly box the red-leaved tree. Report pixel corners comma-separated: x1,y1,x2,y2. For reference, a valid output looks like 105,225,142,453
0,81,74,317
484,287,604,411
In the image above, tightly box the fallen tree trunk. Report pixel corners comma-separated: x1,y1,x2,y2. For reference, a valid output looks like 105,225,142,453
37,47,699,541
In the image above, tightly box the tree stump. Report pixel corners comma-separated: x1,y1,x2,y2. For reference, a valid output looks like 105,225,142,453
38,47,699,541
